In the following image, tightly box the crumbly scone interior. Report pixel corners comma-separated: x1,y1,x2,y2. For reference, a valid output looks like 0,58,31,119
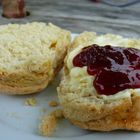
0,22,71,88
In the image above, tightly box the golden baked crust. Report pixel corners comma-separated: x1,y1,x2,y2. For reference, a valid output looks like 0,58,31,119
0,22,71,95
0,58,64,95
58,86,140,131
57,32,140,131
62,94,140,131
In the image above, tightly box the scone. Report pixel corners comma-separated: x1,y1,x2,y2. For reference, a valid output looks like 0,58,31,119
57,32,140,131
0,22,71,95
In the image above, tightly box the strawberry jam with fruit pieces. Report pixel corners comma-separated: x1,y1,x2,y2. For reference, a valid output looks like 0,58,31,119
73,44,140,95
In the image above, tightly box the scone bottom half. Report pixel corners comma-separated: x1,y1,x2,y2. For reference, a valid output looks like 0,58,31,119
58,32,140,131
0,22,71,95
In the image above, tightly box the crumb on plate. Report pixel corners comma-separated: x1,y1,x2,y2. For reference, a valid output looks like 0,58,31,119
49,100,59,107
50,109,63,118
24,97,37,106
39,109,63,136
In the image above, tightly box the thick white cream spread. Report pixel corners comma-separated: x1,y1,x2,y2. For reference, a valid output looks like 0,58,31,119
66,34,140,100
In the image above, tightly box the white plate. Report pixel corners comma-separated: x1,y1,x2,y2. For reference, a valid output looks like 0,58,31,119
0,34,140,140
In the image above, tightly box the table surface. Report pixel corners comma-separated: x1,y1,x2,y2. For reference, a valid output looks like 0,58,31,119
0,0,140,37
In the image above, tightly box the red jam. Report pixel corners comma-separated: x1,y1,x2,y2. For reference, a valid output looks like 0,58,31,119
73,44,140,95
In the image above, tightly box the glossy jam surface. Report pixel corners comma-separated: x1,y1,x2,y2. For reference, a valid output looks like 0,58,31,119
73,44,140,95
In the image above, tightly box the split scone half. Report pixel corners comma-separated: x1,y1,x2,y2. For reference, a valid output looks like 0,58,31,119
57,32,140,131
0,22,71,95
